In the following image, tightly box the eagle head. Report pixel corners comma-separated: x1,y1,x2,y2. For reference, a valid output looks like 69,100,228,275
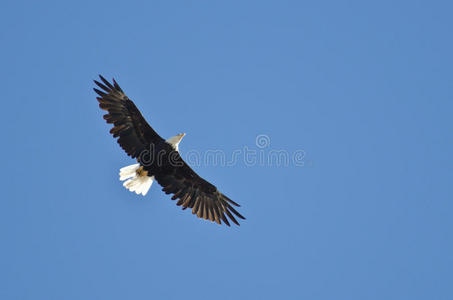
166,133,186,151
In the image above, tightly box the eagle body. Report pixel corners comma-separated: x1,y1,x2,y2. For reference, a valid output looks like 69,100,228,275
94,75,244,226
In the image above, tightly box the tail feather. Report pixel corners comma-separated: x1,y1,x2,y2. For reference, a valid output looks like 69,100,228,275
119,164,154,196
119,163,140,180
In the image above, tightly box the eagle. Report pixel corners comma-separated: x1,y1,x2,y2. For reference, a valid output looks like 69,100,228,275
94,75,245,226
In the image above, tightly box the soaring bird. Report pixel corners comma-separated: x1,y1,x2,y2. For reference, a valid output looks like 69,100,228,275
94,75,245,226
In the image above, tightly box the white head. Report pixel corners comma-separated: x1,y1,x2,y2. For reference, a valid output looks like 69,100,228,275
165,133,186,151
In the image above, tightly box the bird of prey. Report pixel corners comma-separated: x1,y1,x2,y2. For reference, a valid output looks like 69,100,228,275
94,75,245,226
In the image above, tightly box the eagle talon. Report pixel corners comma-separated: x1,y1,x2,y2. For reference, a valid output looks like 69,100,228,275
136,166,148,177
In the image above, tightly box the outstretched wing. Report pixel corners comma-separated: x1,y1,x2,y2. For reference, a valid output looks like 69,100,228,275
94,75,164,158
156,152,246,226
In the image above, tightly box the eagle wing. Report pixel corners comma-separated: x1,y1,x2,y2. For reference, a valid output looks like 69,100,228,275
156,155,246,226
94,75,245,226
94,75,164,158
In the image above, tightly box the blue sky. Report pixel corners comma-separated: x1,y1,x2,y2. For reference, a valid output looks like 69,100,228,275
1,1,452,299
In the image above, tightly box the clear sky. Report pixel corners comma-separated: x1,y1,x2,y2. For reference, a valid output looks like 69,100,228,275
1,1,452,299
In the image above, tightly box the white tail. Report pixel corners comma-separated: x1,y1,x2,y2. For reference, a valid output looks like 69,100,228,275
119,164,154,196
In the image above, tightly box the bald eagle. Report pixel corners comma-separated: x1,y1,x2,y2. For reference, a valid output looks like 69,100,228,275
94,75,245,226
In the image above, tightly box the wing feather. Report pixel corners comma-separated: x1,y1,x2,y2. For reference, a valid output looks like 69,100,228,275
94,75,164,159
155,158,246,226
